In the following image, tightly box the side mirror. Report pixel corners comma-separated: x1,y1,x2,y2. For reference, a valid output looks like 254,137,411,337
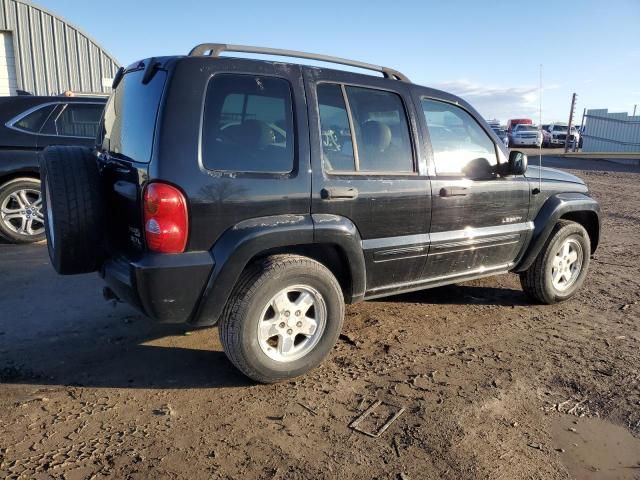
507,150,528,175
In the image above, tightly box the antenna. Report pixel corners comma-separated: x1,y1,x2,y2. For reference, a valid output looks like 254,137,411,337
538,64,543,194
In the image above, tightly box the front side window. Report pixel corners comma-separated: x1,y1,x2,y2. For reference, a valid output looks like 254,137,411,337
53,103,104,138
421,99,498,177
202,74,294,173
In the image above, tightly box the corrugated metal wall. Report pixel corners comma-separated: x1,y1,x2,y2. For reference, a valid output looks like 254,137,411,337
0,0,119,96
582,109,640,153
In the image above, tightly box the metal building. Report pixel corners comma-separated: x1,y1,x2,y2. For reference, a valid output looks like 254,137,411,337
582,109,640,153
0,0,119,96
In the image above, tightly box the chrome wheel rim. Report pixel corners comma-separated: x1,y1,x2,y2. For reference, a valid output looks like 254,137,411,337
0,187,44,237
257,285,327,363
551,238,583,291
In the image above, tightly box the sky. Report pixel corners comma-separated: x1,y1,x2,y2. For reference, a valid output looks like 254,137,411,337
36,0,640,124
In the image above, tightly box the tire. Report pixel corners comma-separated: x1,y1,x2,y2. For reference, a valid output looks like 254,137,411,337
520,220,591,304
219,254,345,383
40,146,105,274
0,177,46,244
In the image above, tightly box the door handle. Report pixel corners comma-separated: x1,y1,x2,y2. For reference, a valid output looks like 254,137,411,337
439,186,468,197
321,187,358,200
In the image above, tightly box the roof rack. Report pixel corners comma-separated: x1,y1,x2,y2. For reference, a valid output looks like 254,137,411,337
188,43,410,82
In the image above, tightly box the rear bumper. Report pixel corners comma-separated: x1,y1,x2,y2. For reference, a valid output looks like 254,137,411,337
101,251,214,323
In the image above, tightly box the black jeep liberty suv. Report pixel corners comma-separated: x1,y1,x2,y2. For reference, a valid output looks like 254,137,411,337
40,44,600,383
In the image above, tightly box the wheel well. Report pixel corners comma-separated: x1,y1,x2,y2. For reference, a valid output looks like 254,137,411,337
248,244,353,302
560,211,600,252
0,171,40,188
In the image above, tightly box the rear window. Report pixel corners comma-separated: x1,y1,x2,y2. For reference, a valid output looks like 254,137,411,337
201,74,295,173
100,68,167,162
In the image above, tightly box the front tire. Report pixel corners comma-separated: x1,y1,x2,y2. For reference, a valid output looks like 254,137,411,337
219,254,345,383
520,220,591,304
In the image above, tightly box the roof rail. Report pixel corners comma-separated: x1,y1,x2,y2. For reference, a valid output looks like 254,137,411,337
188,43,410,82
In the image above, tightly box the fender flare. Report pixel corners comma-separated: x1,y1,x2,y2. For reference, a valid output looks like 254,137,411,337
191,214,366,326
312,213,366,302
514,192,600,272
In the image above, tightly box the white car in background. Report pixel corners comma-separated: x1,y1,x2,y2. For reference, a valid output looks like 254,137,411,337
548,123,580,148
509,124,542,147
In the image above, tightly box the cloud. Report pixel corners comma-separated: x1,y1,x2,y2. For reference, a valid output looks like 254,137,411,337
430,80,557,123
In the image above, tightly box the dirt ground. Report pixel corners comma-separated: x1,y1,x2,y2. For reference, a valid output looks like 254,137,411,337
1,159,639,479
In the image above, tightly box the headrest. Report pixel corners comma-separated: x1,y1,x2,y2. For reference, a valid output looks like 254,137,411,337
228,120,273,148
361,121,392,152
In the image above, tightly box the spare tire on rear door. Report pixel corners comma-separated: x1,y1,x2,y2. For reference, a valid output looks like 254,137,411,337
40,146,106,275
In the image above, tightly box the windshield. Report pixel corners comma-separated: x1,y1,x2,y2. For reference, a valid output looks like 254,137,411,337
516,125,538,132
552,125,568,132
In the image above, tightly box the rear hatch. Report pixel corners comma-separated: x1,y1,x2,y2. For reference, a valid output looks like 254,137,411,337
96,61,168,258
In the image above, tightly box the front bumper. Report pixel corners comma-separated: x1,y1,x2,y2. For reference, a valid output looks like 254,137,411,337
101,251,214,323
550,137,570,145
512,137,541,146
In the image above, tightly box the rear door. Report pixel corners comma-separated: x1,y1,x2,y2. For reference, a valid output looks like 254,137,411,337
416,94,531,279
305,69,431,293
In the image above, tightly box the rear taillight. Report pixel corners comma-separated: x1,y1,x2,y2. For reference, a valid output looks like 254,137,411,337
143,183,188,253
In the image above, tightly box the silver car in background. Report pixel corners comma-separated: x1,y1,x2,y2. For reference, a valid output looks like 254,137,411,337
510,124,542,147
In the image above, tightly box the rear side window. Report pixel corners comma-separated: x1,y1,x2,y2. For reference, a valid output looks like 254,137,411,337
317,83,414,174
12,104,55,133
100,68,167,163
346,86,414,173
421,99,498,177
201,74,295,173
317,84,356,171
50,103,103,138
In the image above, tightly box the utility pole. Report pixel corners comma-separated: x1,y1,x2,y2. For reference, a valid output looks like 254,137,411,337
565,93,577,153
634,104,637,116
576,107,586,152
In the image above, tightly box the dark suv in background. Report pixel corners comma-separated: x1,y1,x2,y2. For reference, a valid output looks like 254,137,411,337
41,44,600,383
0,95,106,243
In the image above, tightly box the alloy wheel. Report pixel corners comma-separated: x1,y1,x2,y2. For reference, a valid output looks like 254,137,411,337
551,238,583,291
257,285,327,362
0,187,45,238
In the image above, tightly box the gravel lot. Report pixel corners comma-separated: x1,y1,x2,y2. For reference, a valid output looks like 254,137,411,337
1,158,639,479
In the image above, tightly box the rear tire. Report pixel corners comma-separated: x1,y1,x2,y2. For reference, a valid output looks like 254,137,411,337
40,146,106,274
520,220,590,304
0,177,45,244
219,254,345,383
